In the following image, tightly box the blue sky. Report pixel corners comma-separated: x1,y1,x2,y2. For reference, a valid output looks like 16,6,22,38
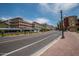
0,3,79,26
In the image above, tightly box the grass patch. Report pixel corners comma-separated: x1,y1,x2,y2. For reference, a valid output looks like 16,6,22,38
0,32,38,37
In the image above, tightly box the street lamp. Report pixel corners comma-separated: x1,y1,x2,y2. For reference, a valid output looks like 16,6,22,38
60,10,65,39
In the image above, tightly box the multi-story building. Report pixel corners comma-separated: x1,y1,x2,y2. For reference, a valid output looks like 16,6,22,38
32,22,54,32
3,17,54,32
4,17,33,31
68,16,77,32
64,17,69,30
76,19,79,31
41,23,54,31
32,22,43,32
63,16,77,32
0,20,8,28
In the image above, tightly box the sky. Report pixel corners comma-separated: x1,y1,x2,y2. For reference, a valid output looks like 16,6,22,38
0,3,79,26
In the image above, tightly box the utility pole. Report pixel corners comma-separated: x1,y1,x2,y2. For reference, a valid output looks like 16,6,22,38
60,10,64,39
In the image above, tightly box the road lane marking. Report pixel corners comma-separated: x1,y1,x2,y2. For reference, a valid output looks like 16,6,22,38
31,36,61,56
2,34,54,56
0,31,53,44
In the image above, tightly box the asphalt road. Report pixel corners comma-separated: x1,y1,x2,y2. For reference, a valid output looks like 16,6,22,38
0,31,61,56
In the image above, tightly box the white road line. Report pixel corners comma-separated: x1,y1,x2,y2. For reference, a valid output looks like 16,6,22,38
31,36,61,56
2,34,54,56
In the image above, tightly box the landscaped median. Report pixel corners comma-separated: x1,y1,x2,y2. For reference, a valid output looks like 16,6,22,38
0,32,36,37
0,31,51,37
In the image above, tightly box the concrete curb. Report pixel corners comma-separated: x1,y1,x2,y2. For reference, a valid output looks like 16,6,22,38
31,36,61,56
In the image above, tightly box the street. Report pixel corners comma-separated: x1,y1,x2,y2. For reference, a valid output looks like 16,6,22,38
0,31,61,56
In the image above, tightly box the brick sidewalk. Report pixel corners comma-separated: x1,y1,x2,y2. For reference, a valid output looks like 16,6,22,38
41,32,79,56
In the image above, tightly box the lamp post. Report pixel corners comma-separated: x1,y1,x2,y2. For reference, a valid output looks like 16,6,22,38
60,10,64,39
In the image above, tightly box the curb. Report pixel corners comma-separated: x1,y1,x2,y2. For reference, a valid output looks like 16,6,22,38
31,36,61,56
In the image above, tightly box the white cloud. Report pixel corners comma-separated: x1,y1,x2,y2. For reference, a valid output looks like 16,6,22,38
25,19,33,23
34,18,52,24
0,17,12,20
39,3,78,14
53,3,78,13
39,4,51,13
25,17,52,25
